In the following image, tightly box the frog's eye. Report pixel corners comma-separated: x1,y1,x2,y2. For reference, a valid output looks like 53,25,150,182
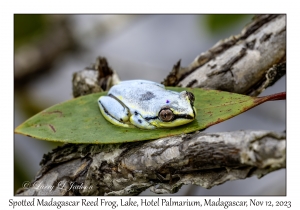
159,108,174,122
186,91,195,105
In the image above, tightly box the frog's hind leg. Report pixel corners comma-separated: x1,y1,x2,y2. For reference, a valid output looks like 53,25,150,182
98,96,133,128
130,113,156,129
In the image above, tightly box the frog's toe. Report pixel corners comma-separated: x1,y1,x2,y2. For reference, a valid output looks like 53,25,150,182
130,114,156,129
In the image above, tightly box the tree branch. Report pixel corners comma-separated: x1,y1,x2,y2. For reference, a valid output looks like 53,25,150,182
163,14,286,96
16,14,286,196
17,130,285,195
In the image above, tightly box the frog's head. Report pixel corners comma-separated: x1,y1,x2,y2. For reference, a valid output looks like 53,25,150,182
151,91,196,128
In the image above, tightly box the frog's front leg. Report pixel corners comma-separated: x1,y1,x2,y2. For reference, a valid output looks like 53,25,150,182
98,96,133,128
130,112,156,129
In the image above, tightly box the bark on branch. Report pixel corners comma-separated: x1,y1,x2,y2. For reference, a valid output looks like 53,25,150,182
17,130,285,196
16,14,286,196
163,14,286,96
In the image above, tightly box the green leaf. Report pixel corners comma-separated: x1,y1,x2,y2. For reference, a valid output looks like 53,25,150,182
15,87,285,144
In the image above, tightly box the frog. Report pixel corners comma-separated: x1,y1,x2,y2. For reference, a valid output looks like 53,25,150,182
97,80,196,129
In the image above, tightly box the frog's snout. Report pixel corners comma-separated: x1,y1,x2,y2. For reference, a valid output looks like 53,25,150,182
192,107,197,119
180,91,195,107
186,91,195,106
185,91,196,119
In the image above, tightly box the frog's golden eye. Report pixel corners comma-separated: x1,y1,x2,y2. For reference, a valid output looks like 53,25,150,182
159,108,174,122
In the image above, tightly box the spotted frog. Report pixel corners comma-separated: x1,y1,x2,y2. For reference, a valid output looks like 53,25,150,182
98,80,196,129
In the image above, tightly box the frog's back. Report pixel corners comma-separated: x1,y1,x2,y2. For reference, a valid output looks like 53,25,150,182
108,80,178,115
109,80,163,95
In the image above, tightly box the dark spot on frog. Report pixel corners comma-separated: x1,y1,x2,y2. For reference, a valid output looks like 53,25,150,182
140,91,155,101
138,119,142,124
134,111,138,116
120,118,123,122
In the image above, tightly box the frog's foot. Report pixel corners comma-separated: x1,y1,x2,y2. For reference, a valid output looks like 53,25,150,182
98,96,133,128
130,112,156,129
